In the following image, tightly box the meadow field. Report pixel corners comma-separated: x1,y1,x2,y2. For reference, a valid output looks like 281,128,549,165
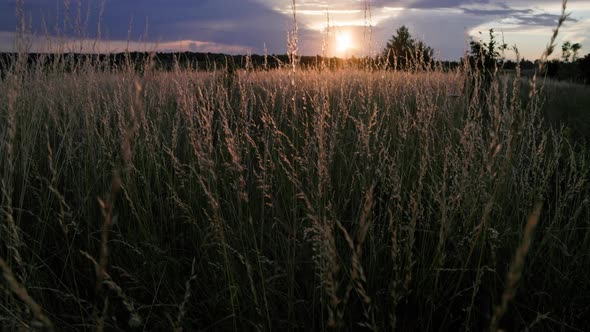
1,51,590,331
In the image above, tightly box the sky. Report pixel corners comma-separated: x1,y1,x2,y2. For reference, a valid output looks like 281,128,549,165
0,0,588,60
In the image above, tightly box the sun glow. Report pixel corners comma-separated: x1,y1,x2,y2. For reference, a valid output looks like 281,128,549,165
336,32,353,53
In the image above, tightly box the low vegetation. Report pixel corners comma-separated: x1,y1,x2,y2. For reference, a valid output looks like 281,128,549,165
1,49,589,330
1,1,590,330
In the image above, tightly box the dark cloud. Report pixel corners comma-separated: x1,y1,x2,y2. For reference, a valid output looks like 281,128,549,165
0,0,586,57
460,6,577,27
410,0,489,9
461,8,532,16
0,0,310,53
516,12,578,26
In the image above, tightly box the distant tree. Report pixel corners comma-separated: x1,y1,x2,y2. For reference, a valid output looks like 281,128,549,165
562,41,572,62
468,29,508,74
382,25,433,70
519,58,535,70
554,42,585,82
465,29,508,122
571,43,582,61
578,53,590,84
503,60,517,70
562,41,582,62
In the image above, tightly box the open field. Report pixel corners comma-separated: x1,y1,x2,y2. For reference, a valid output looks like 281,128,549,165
1,57,590,330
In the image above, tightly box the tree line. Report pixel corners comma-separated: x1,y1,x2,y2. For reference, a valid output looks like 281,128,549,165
1,26,589,84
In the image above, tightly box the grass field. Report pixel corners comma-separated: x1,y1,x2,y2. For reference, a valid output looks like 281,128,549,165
1,53,590,331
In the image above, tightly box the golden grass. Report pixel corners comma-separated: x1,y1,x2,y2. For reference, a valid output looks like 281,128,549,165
0,1,589,330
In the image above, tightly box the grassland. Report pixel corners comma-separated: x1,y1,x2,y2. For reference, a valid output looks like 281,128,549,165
1,54,589,331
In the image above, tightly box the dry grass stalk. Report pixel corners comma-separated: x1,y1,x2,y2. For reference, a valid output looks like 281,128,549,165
174,258,197,332
288,0,298,72
331,183,376,327
531,0,569,99
387,207,401,328
0,257,54,331
2,88,24,279
96,174,122,292
81,251,141,329
45,125,73,236
489,202,543,332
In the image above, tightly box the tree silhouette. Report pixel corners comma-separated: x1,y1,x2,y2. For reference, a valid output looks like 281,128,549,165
562,41,572,62
561,41,582,62
468,29,508,74
571,43,582,61
465,29,508,124
382,25,433,70
572,43,582,61
580,53,590,83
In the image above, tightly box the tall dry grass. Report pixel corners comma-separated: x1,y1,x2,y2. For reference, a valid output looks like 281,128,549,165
1,0,589,330
0,56,588,330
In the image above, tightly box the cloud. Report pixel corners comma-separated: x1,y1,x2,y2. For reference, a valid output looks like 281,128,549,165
459,3,578,27
0,30,254,54
410,0,489,9
461,8,532,16
0,0,313,54
0,0,588,59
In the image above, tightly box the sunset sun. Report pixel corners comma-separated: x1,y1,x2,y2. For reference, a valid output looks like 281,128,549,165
336,32,353,53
